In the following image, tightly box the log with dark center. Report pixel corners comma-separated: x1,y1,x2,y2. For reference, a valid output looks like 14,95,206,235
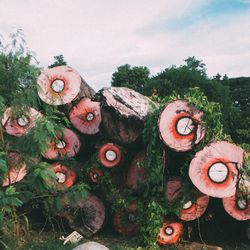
2,152,27,186
59,194,105,237
189,141,244,198
37,66,95,106
158,99,206,152
69,98,101,135
95,87,156,144
112,202,139,236
1,107,42,137
126,150,146,190
42,128,81,160
223,194,250,221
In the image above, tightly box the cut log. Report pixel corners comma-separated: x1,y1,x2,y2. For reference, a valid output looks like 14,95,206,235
189,141,244,198
157,220,183,245
96,87,156,144
50,162,76,190
158,99,206,152
42,128,81,160
98,143,122,168
69,98,101,135
179,192,209,221
126,150,146,190
222,194,250,221
1,107,42,137
88,168,104,184
165,177,183,202
37,66,95,106
60,194,105,237
113,202,139,236
2,152,27,186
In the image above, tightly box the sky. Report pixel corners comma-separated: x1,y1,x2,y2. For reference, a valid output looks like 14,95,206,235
0,0,250,90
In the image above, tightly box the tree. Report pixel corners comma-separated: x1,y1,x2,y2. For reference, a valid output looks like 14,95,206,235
48,54,67,68
111,64,150,93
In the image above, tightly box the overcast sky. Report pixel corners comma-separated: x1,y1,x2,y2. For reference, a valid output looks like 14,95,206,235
0,0,250,90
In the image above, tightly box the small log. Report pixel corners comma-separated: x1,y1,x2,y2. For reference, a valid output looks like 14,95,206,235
157,220,183,245
37,66,95,106
113,202,139,236
165,177,183,202
87,168,104,184
98,143,123,168
69,98,101,135
126,150,146,190
42,128,81,160
158,99,206,152
189,141,244,198
222,194,250,221
177,240,222,250
49,162,76,190
60,194,105,237
96,87,156,144
179,192,209,221
1,107,42,137
2,152,27,186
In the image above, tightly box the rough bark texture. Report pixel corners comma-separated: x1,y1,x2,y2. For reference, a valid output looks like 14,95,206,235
165,177,183,202
60,194,105,237
1,107,42,137
158,99,206,152
189,141,244,198
37,66,95,106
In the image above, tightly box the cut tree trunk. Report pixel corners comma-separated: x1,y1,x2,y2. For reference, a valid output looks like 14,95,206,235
112,202,139,236
157,220,183,245
158,99,206,152
60,194,105,237
179,192,209,221
2,152,27,187
42,128,81,160
165,177,183,202
69,98,101,135
37,66,95,106
1,107,42,137
95,87,156,144
49,162,77,190
222,194,250,221
87,168,104,184
189,141,244,198
126,150,146,190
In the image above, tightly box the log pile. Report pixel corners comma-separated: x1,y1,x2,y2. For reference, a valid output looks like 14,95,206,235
1,65,249,246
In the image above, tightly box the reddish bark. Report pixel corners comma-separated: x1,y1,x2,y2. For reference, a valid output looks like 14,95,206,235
37,66,95,106
158,99,205,152
179,193,209,221
189,141,244,198
98,143,122,168
2,152,27,186
223,194,250,221
126,150,146,190
1,107,42,137
113,203,139,236
157,220,183,245
60,194,105,237
50,162,76,190
165,177,183,202
42,128,81,160
69,98,101,135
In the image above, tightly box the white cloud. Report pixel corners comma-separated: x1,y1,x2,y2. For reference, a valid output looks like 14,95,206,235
0,0,249,90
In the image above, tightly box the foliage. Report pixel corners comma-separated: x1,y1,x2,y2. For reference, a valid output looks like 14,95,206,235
48,54,67,68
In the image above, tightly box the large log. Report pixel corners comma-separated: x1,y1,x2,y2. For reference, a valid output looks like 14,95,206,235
222,194,250,221
69,98,101,135
60,194,105,237
189,141,244,198
95,87,156,144
158,99,206,152
2,152,27,186
37,66,95,106
1,107,42,137
42,128,81,160
157,220,183,245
